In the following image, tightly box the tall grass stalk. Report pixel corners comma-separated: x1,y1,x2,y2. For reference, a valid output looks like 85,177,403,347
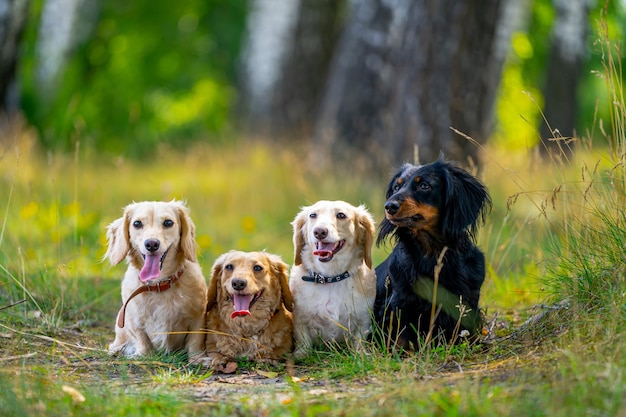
598,5,626,200
0,149,17,249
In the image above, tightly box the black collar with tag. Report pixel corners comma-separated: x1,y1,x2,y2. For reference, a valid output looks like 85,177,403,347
301,271,351,284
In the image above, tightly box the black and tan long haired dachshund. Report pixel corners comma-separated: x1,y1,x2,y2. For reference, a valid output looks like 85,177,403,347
374,159,492,349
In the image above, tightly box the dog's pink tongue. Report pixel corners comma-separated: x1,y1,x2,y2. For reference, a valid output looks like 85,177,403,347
231,294,252,318
313,242,335,258
139,254,161,281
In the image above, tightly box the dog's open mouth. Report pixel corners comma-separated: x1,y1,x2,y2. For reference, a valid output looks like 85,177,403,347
139,249,169,282
387,213,424,226
231,290,263,319
313,240,345,262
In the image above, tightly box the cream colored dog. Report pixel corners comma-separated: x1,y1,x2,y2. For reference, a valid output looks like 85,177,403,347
104,200,207,362
289,200,376,356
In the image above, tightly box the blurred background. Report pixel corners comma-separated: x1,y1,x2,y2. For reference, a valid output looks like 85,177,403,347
0,0,623,168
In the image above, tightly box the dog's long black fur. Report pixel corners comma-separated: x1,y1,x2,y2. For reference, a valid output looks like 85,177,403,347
373,159,492,349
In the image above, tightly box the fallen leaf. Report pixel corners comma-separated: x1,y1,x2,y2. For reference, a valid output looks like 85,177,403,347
277,394,293,404
257,370,278,379
62,385,86,403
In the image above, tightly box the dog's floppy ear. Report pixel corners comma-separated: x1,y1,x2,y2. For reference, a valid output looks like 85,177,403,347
355,205,375,268
376,217,396,247
176,203,197,262
291,209,307,266
441,162,492,240
103,208,131,265
206,253,226,313
269,254,294,312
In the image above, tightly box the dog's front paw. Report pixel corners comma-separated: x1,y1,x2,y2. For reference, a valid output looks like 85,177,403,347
208,353,228,366
187,351,207,366
108,343,140,358
193,355,215,368
107,346,121,356
201,352,237,372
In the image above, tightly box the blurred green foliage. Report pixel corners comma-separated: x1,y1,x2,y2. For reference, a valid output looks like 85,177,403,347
20,0,247,155
15,0,626,155
495,0,626,148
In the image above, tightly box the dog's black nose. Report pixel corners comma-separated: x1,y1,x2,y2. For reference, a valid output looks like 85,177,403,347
231,278,247,291
313,227,328,240
384,201,400,215
144,239,160,253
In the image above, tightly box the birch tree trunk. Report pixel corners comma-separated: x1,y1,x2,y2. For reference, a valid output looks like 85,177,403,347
240,0,300,133
35,0,99,103
240,0,343,139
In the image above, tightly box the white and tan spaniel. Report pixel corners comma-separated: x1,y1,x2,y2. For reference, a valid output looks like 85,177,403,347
289,200,376,356
104,200,207,362
204,250,294,367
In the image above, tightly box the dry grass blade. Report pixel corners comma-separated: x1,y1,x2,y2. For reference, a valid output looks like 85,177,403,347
0,322,105,353
0,299,26,311
0,352,37,362
425,246,448,345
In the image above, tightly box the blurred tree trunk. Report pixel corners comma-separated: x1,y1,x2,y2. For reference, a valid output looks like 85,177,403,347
240,0,299,133
241,0,343,139
35,0,99,104
315,0,512,168
539,0,593,160
269,0,343,138
0,0,29,115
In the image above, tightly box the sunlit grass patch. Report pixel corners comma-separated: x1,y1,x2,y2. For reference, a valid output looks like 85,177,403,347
151,365,213,386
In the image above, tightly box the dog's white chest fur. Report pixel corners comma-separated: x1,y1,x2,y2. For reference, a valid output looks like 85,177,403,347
290,264,375,349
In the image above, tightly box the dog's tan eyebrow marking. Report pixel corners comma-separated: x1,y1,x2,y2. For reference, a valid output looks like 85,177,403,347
413,176,422,183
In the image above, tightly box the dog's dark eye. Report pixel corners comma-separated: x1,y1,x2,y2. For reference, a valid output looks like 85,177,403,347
132,220,143,229
163,219,174,228
225,264,233,270
419,182,431,191
336,212,347,219
253,265,263,272
392,183,401,192
309,213,317,218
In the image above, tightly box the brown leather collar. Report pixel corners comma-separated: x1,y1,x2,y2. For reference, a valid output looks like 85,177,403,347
116,268,185,328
